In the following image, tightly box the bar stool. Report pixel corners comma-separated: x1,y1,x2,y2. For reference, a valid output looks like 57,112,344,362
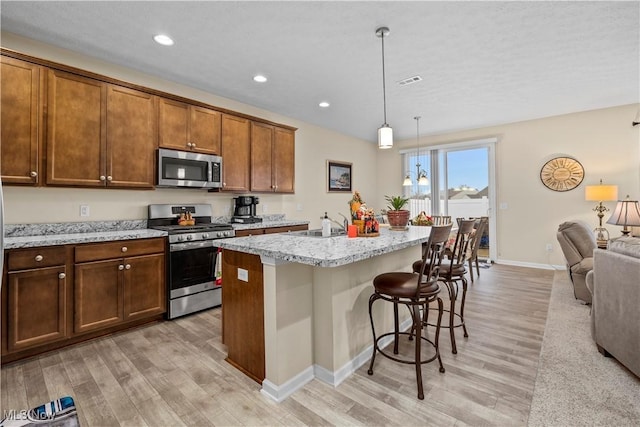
367,224,452,400
413,219,475,354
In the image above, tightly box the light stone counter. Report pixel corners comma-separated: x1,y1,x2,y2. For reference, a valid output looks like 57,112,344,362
3,220,167,249
217,225,431,267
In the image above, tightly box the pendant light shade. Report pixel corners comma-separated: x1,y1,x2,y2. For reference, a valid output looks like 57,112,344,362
403,175,412,186
376,27,393,149
378,125,393,149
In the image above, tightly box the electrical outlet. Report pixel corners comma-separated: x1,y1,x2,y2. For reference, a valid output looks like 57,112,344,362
80,205,90,217
237,268,248,282
296,203,303,211
545,243,553,252
262,203,268,213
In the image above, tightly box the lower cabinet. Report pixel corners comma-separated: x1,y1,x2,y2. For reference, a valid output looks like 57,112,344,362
74,238,165,334
6,265,67,352
1,238,166,364
234,224,308,237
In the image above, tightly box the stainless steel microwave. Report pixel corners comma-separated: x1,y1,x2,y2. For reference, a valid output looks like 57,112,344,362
157,148,222,189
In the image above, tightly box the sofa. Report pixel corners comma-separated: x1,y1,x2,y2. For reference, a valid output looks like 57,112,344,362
586,236,640,378
557,220,596,303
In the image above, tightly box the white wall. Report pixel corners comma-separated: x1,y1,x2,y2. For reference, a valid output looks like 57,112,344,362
3,32,639,267
377,104,640,267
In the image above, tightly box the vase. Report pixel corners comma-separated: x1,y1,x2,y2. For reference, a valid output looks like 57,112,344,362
386,210,410,230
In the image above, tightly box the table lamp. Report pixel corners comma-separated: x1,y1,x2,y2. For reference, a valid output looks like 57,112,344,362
607,196,640,236
585,180,618,247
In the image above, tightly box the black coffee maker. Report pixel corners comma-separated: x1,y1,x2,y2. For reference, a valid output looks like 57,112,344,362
231,196,262,223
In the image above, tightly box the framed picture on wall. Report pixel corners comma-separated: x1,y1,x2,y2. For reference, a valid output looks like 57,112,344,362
327,160,352,192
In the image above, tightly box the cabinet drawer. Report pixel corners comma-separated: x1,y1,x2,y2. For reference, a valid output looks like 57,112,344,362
75,238,165,263
7,247,66,271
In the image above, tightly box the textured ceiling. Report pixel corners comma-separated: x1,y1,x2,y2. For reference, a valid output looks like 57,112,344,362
1,1,639,143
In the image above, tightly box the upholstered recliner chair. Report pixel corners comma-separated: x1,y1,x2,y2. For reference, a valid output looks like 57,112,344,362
556,220,596,303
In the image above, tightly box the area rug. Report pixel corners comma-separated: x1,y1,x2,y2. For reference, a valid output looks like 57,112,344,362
528,271,640,426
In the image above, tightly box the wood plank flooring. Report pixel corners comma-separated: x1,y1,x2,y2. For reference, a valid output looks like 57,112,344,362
1,264,553,426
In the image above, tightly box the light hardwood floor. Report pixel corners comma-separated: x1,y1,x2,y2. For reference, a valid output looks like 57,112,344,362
1,264,553,426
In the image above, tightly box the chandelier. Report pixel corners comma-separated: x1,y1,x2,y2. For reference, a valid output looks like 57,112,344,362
403,116,429,186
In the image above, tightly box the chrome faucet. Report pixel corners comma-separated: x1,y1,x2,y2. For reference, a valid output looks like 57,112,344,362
323,213,349,232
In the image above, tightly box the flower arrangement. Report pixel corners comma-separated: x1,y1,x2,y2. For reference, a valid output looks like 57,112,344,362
412,211,433,226
349,190,379,234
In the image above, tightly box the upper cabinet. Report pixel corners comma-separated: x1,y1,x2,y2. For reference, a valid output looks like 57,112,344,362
46,70,156,189
0,56,43,185
221,114,250,192
1,50,295,192
158,98,221,155
250,123,295,193
106,85,157,188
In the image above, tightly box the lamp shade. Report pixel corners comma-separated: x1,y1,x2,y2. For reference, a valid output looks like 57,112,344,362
403,175,412,186
378,125,393,149
606,197,640,234
585,184,618,201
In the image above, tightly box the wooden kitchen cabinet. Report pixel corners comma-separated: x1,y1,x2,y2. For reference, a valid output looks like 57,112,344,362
233,224,308,237
106,85,157,188
0,56,43,185
221,250,265,383
250,122,295,193
158,98,221,154
3,247,68,353
47,69,156,188
221,114,250,192
74,238,165,334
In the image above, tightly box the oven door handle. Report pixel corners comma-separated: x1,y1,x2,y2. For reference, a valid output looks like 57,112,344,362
170,240,217,252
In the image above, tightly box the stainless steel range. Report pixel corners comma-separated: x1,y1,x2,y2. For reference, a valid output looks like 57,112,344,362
148,204,235,319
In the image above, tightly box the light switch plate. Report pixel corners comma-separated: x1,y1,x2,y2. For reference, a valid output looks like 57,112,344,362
80,205,90,217
237,268,248,282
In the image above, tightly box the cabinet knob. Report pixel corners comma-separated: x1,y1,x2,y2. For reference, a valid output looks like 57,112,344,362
191,142,197,148
100,175,106,181
121,246,128,252
30,171,38,178
119,264,125,271
107,176,113,182
187,142,192,148
125,264,131,270
58,272,66,279
35,255,43,262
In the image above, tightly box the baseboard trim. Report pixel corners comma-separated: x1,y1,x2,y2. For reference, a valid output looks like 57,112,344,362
260,366,315,403
496,259,565,270
262,316,413,402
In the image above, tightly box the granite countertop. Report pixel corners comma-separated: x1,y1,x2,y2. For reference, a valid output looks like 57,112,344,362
217,225,432,268
3,220,167,250
2,217,310,250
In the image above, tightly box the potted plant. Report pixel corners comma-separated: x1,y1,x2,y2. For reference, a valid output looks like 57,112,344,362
384,195,411,229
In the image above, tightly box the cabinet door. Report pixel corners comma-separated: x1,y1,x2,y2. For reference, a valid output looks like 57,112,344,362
221,114,250,192
106,85,156,188
47,70,106,186
190,106,221,154
250,122,274,192
0,56,42,185
158,98,189,151
74,259,123,333
123,253,165,321
6,266,67,352
273,127,295,193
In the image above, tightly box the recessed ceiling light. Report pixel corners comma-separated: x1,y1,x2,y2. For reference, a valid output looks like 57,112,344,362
153,34,174,46
319,101,330,108
253,75,267,83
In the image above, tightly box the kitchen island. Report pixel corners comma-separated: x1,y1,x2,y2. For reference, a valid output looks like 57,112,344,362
217,225,433,402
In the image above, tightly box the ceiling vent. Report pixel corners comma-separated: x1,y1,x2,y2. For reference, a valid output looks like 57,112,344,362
397,75,422,86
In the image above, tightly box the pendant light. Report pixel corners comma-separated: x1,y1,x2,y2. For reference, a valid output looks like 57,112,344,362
376,27,393,149
403,116,429,186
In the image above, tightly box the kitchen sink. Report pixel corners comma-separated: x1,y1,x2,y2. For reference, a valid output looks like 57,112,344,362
288,228,346,237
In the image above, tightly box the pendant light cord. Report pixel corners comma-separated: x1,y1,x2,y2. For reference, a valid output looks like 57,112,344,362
381,31,387,125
